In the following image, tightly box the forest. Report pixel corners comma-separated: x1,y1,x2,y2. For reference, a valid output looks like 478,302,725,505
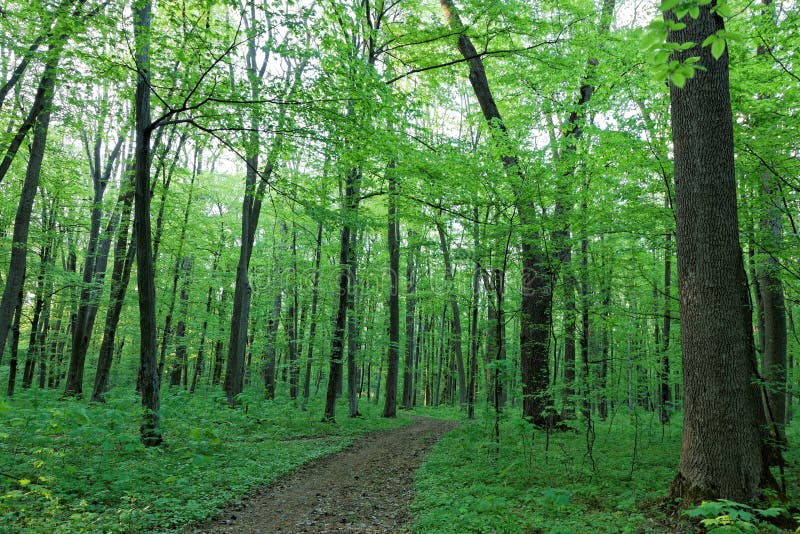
0,0,799,531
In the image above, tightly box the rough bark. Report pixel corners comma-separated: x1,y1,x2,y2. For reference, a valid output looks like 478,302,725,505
667,2,773,501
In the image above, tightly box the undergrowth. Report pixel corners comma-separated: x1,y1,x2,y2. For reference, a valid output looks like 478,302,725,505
413,408,686,533
0,387,411,533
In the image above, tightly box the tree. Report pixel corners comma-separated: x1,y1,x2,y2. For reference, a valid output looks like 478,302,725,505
132,0,161,447
383,165,400,417
666,1,775,502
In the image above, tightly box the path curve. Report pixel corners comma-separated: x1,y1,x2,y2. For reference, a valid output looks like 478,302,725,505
191,416,458,533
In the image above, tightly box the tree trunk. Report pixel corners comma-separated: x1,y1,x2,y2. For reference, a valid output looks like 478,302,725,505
667,2,773,501
383,168,400,417
659,227,673,423
90,186,135,402
0,50,59,360
191,224,223,394
435,220,466,407
323,168,359,422
401,231,417,410
5,273,25,397
301,223,323,410
169,257,192,387
439,0,557,426
287,224,299,400
133,0,161,447
347,230,361,417
64,131,123,397
467,211,480,420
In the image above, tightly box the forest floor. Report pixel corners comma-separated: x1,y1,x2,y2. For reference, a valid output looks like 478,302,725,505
191,416,458,534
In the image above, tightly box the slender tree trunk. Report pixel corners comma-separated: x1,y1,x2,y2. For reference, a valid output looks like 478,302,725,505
22,248,49,389
0,51,58,359
287,224,299,400
323,168,359,422
383,169,400,417
133,0,161,447
659,227,673,423
435,220,467,407
301,223,323,410
402,231,417,410
467,212,480,419
440,0,557,426
6,274,25,396
64,129,123,397
169,257,192,387
667,2,773,501
758,185,787,438
579,222,591,418
347,231,361,417
191,225,223,394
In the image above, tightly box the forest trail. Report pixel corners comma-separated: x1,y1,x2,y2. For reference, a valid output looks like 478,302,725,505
190,417,458,533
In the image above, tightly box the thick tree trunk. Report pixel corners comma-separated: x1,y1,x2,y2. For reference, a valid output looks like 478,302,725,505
667,2,773,501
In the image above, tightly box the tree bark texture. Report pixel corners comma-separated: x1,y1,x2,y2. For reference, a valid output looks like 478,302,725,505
668,2,772,501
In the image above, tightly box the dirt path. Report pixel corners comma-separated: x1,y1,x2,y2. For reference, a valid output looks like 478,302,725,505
191,417,458,534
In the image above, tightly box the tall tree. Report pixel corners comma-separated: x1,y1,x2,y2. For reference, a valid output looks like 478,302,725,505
383,166,400,417
666,2,774,501
132,0,161,446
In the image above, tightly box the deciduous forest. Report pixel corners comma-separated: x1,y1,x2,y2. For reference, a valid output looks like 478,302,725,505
1,0,799,531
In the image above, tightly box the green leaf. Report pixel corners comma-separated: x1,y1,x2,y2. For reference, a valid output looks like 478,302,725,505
689,5,700,18
671,71,687,87
711,38,726,59
660,0,680,11
702,34,716,47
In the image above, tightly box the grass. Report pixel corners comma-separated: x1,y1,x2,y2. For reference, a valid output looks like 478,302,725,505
0,386,412,533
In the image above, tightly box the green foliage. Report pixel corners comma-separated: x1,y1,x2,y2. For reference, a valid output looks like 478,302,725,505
684,500,786,533
413,411,683,533
0,388,410,532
